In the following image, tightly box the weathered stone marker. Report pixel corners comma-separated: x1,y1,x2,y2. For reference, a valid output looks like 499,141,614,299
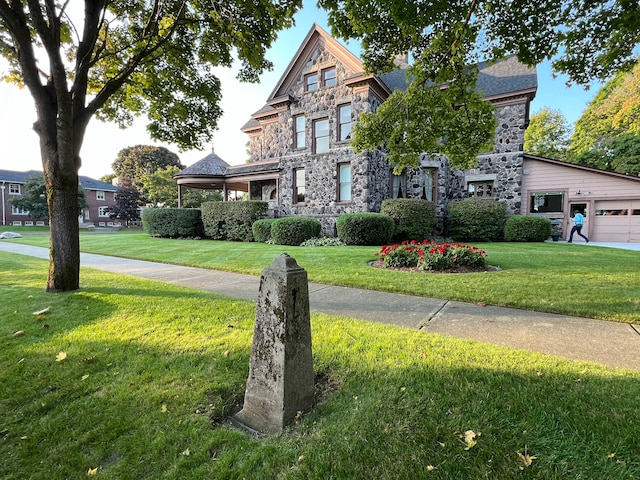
233,253,314,435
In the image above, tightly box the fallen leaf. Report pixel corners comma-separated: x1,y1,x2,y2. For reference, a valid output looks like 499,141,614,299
12,330,25,337
518,449,536,468
33,307,50,316
161,404,168,413
87,467,98,476
462,430,479,450
475,302,486,307
81,375,90,381
182,448,190,456
607,452,616,459
426,465,437,472
55,351,67,362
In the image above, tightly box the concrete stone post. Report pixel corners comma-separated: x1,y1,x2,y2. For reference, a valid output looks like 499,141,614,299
233,253,314,435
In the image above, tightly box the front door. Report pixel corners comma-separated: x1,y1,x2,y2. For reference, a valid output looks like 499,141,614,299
568,202,588,240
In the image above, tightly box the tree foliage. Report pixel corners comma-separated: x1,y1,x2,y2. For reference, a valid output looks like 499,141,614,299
10,174,86,219
569,61,640,174
320,0,640,169
0,0,301,291
139,165,222,207
524,108,571,160
113,145,183,188
106,188,143,226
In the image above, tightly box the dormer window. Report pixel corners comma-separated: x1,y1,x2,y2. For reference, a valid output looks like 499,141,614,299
305,73,318,92
322,67,336,87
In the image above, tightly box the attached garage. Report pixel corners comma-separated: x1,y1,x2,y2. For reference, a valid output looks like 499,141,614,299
522,155,640,242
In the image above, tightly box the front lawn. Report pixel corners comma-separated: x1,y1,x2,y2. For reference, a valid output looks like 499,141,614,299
8,233,640,323
1,253,639,479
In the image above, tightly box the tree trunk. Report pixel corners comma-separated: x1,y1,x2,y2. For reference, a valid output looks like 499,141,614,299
45,163,81,293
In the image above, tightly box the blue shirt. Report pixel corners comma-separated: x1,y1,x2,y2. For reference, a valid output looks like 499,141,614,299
573,213,584,226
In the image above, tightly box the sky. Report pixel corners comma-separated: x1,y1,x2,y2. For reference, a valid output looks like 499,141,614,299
0,2,601,181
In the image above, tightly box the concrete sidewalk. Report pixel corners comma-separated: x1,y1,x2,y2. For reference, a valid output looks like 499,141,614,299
1,241,639,371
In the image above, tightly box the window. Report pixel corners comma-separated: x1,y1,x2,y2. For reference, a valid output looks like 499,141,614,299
305,73,318,92
392,173,406,198
422,169,436,201
11,205,28,215
313,118,330,154
96,190,105,201
98,206,110,217
529,192,564,213
338,104,352,141
338,163,351,202
468,180,494,198
322,67,337,87
294,115,306,149
9,184,20,195
293,168,305,203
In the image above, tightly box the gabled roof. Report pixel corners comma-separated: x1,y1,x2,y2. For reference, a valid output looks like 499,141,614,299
268,23,364,101
0,169,117,191
524,154,640,183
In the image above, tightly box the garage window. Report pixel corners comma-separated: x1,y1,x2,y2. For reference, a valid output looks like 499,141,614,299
530,192,563,213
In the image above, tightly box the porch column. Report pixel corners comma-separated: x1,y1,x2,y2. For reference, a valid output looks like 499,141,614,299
223,183,228,202
177,184,183,208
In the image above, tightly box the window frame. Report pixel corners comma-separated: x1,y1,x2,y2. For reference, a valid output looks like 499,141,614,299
293,167,306,204
338,104,352,142
467,180,495,198
11,204,28,215
96,190,105,201
305,73,319,92
313,118,330,154
529,191,564,214
422,168,437,202
9,183,20,195
391,172,407,199
322,67,337,87
98,206,110,217
337,163,351,202
294,115,306,149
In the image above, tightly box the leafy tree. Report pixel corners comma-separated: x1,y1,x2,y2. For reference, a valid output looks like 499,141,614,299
138,165,223,208
100,173,116,185
524,108,571,160
10,174,86,219
570,61,640,164
0,1,301,292
572,133,640,175
106,188,143,227
113,145,183,190
320,0,640,170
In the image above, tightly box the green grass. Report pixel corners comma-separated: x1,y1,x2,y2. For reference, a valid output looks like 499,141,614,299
1,252,639,479
8,232,640,323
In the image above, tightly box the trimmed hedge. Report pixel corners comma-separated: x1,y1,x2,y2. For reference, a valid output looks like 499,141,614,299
381,198,436,241
201,201,268,241
271,217,322,246
447,199,507,242
142,208,203,238
252,219,275,243
504,215,552,242
336,212,395,246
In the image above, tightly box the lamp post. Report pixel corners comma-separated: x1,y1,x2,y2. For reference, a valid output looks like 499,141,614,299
1,184,5,225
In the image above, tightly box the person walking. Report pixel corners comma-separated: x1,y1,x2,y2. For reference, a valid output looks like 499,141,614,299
568,209,589,243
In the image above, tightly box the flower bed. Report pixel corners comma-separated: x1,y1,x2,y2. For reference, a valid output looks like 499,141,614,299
374,240,488,272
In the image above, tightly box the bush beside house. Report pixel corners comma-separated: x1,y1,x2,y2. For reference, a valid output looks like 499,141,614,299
142,208,203,238
252,219,275,243
504,216,552,242
336,213,395,246
381,198,436,241
271,217,322,245
447,199,507,242
201,201,268,241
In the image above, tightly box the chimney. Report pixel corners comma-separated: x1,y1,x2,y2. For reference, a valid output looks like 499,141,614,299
393,53,409,69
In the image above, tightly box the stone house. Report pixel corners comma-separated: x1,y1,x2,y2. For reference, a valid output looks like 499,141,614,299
0,169,118,227
177,23,537,235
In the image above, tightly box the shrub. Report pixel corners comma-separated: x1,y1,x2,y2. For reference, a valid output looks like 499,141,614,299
201,201,268,241
252,218,275,243
504,216,552,242
375,241,488,271
142,208,202,238
381,198,436,241
300,237,346,247
336,213,395,246
447,199,507,242
271,217,322,246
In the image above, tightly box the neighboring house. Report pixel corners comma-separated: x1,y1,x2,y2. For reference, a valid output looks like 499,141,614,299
522,155,640,242
0,169,118,227
176,23,640,242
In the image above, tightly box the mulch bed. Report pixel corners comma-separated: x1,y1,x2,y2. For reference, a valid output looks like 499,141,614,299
369,260,498,274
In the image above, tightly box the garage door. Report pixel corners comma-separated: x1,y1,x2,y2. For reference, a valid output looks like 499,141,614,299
592,200,640,242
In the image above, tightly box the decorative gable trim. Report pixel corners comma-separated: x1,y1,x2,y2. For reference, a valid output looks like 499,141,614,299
267,24,363,100
344,74,392,103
